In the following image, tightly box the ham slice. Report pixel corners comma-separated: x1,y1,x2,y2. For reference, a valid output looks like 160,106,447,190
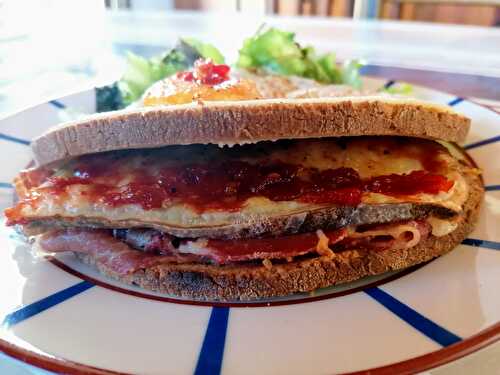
38,220,432,275
337,220,431,252
38,229,189,275
177,229,347,264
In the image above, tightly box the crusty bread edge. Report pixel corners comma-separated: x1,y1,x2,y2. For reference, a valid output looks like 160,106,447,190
32,97,470,167
73,167,483,301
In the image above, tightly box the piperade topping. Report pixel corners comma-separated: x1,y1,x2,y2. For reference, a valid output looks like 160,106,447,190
6,162,453,225
5,139,455,227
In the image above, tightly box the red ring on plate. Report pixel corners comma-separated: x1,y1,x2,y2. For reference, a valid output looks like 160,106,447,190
1,314,499,375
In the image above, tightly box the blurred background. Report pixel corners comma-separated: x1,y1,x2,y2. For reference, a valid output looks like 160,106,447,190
107,0,500,26
0,0,499,119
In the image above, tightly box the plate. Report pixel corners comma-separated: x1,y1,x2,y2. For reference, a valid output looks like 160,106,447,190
0,78,499,375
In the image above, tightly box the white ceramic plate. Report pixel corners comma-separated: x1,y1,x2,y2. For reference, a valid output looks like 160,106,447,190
0,78,499,375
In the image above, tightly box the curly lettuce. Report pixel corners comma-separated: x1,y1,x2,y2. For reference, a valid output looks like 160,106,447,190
237,27,362,88
181,37,225,64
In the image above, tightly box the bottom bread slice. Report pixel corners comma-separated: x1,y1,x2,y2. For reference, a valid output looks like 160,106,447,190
72,171,483,301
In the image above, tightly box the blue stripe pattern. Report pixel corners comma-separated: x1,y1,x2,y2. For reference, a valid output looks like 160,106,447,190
447,97,464,107
449,95,500,150
49,100,66,109
194,307,230,375
446,95,500,151
485,185,500,191
462,238,500,251
0,133,30,146
2,281,94,328
464,135,500,150
365,287,462,347
384,80,396,89
0,182,12,189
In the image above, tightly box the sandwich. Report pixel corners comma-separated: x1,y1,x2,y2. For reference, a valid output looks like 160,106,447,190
4,58,483,301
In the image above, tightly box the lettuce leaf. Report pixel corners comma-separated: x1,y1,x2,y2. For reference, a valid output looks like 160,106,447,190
117,52,176,106
237,27,362,87
181,37,225,64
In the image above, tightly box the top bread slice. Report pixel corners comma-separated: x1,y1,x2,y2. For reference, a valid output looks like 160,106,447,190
31,96,470,167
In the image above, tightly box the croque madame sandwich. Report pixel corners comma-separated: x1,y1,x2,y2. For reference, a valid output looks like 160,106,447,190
4,58,483,301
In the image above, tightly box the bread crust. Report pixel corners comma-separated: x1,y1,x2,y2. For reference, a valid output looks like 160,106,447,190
72,167,483,301
32,97,470,166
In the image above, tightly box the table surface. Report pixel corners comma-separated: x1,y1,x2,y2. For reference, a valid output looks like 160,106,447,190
0,8,499,375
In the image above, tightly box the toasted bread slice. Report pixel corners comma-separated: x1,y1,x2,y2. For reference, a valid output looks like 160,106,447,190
32,97,469,167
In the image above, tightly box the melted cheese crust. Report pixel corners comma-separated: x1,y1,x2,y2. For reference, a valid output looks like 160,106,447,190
13,137,468,229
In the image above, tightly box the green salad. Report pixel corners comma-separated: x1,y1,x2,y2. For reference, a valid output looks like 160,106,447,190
237,27,362,88
96,27,365,112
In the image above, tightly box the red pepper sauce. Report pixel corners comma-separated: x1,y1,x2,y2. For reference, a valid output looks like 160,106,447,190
177,59,231,85
91,161,451,211
46,176,93,194
5,160,454,224
95,162,369,210
365,170,454,196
